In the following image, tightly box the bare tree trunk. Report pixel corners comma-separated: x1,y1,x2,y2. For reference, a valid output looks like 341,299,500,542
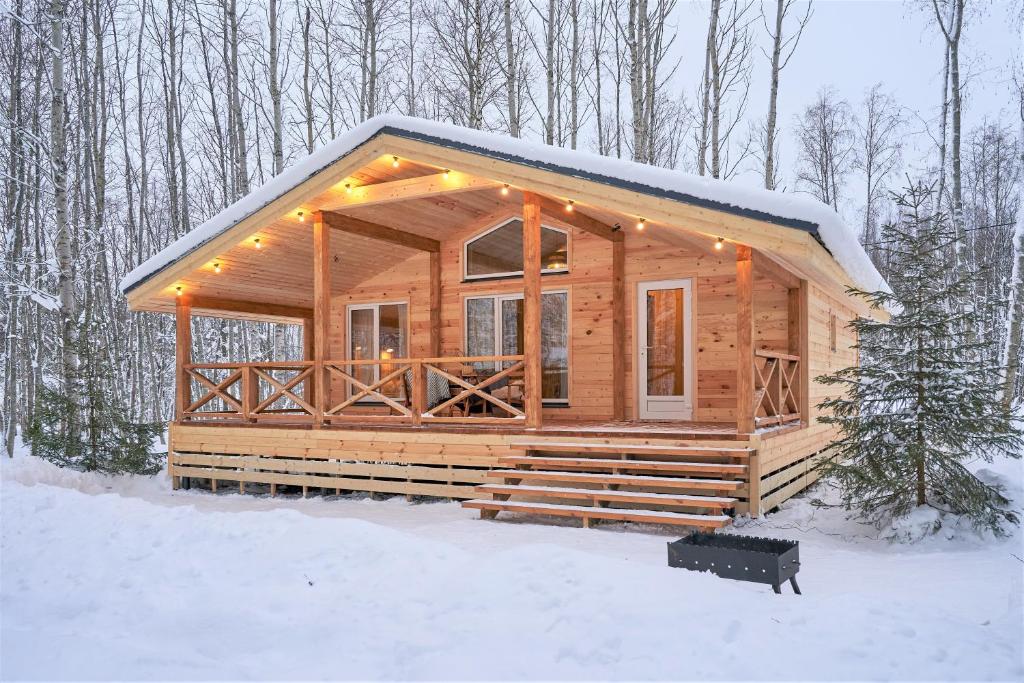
504,0,518,135
1003,84,1024,410
228,0,249,195
303,7,315,152
51,0,80,453
269,0,284,175
545,0,556,144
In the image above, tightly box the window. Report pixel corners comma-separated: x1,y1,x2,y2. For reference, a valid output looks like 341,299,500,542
347,302,408,400
464,218,569,279
464,291,569,402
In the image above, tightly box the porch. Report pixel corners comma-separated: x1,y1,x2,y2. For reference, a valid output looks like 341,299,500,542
138,123,867,529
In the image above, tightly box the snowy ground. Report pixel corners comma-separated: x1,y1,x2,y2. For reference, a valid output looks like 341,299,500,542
2,445,1022,681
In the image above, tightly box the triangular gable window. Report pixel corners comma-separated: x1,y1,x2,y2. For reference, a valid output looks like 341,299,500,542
464,218,569,280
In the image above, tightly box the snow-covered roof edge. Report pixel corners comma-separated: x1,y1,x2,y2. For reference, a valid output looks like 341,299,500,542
119,114,888,296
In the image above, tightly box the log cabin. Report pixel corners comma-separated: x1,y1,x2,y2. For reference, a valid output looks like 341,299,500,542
120,116,886,531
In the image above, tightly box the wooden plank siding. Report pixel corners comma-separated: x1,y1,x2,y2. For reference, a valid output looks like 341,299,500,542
326,216,790,423
744,281,859,513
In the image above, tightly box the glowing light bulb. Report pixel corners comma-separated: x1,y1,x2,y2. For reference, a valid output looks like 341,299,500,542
715,237,724,251
176,286,182,296
501,184,510,196
254,238,262,249
636,218,646,231
298,211,305,222
345,183,353,194
392,156,400,168
565,200,575,212
443,169,451,178
214,262,221,273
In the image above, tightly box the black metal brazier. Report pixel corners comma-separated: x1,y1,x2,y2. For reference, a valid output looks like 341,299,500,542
667,532,801,594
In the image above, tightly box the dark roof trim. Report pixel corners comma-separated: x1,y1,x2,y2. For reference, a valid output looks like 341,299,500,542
378,125,823,236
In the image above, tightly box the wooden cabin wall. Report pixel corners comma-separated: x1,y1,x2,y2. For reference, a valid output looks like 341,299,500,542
753,280,859,511
327,215,791,423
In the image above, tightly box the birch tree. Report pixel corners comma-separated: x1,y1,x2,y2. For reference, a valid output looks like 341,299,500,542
760,0,811,190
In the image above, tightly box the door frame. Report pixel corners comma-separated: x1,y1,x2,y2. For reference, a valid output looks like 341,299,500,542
345,300,410,402
636,278,695,421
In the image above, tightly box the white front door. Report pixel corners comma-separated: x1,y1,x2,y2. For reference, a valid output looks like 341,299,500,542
637,279,694,420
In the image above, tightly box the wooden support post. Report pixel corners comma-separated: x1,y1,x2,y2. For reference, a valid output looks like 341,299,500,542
522,192,543,429
429,251,441,356
242,366,259,422
747,447,762,517
411,361,427,426
303,318,315,403
168,429,178,490
313,213,331,426
736,245,755,434
175,296,192,423
788,280,810,424
611,234,626,420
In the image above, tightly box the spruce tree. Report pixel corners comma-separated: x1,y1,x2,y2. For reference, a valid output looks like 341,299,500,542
27,322,163,475
817,182,1022,534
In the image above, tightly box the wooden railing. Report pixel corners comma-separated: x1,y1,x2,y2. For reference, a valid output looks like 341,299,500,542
182,362,316,422
180,355,528,427
752,350,801,427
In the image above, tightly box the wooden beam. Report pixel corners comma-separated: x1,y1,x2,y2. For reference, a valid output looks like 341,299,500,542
313,213,331,425
789,280,810,425
429,251,441,356
319,172,501,211
188,295,313,321
535,195,620,241
754,249,801,289
321,210,440,253
522,192,543,429
736,245,755,434
175,296,192,422
612,237,626,420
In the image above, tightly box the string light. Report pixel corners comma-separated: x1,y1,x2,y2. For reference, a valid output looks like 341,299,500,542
443,168,451,178
636,218,646,231
392,155,400,168
298,211,305,222
501,184,510,196
213,261,222,274
345,183,353,194
565,200,575,212
254,237,262,249
715,237,725,251
175,286,183,297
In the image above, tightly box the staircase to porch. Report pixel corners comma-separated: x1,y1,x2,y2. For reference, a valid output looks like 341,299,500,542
462,441,752,529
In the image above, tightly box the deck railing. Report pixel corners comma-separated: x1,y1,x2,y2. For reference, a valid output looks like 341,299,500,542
180,355,528,426
752,350,801,427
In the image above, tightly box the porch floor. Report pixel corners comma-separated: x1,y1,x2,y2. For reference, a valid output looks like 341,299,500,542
178,417,801,441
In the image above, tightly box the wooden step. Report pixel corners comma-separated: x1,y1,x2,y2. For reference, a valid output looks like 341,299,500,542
476,484,736,508
486,469,745,491
462,499,732,528
513,441,752,458
498,455,747,475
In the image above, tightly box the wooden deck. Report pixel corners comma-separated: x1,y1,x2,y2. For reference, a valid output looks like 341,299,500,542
175,417,801,441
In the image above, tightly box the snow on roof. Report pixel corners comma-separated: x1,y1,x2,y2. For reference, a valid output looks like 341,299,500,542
119,115,887,296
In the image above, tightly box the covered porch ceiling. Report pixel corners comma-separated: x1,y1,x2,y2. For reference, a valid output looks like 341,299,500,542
125,137,866,324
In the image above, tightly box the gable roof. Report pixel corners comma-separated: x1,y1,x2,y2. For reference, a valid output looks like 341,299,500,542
119,115,887,296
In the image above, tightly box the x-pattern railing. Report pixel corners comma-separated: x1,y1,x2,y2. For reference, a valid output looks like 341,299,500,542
752,350,801,427
179,355,530,426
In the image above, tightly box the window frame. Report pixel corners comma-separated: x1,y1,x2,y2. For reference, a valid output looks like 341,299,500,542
462,288,571,405
462,217,570,281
